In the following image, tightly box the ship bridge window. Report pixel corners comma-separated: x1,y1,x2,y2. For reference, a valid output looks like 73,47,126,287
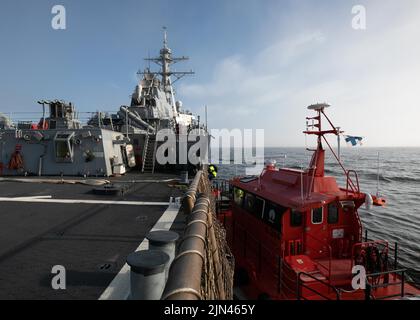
328,203,339,224
253,197,265,218
244,193,255,212
233,187,244,207
312,207,323,224
263,202,287,231
290,210,303,227
340,200,355,213
243,193,265,218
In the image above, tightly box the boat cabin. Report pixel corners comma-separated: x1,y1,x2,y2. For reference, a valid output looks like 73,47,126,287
216,104,420,300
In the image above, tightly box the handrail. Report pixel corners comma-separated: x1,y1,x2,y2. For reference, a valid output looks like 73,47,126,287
354,210,363,242
278,257,299,299
365,268,407,300
351,240,389,271
305,233,332,281
346,170,360,195
297,272,341,300
351,240,389,272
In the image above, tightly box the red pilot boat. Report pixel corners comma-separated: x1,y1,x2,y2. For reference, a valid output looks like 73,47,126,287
216,103,420,300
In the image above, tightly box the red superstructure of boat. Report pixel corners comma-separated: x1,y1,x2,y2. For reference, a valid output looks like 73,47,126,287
216,103,420,300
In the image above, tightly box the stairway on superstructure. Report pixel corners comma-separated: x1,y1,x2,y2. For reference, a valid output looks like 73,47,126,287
141,133,157,173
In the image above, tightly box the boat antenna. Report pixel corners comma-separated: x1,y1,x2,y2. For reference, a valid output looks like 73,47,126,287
300,164,304,205
205,105,208,132
163,26,168,48
337,126,341,161
376,151,380,197
304,103,359,193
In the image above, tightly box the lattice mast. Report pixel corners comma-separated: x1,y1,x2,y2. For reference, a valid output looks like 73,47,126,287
138,27,194,109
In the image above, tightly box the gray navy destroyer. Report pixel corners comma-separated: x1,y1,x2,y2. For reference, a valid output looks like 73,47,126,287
0,29,208,177
0,30,205,300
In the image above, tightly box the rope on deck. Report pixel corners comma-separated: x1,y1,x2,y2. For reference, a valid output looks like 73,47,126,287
163,170,234,300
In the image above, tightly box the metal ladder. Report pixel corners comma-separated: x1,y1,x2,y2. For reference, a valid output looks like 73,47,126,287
141,133,157,173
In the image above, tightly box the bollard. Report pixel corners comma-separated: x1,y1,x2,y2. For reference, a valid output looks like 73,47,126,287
126,250,169,300
146,230,179,280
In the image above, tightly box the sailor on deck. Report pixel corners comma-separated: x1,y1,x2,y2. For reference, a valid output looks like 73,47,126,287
208,164,218,181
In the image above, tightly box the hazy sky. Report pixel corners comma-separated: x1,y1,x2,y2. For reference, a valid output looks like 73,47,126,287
1,0,419,147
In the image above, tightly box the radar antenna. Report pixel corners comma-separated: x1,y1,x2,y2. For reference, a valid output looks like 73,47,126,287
137,28,194,107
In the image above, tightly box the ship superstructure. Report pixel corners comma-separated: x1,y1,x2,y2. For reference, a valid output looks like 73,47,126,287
0,100,135,177
93,29,208,173
0,30,207,177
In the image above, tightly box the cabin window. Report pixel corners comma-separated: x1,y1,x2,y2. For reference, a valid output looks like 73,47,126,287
233,187,244,207
290,210,303,227
253,197,265,218
243,193,265,218
244,193,255,212
312,207,323,224
263,202,286,230
328,203,339,224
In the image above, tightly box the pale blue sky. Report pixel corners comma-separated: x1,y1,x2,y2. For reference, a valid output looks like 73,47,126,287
1,0,419,146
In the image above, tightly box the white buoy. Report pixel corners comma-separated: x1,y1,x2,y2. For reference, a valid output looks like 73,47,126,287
365,193,373,210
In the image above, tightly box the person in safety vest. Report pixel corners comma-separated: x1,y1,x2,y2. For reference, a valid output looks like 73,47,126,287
208,164,218,180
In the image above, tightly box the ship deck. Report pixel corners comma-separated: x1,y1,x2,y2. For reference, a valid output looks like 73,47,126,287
0,172,185,299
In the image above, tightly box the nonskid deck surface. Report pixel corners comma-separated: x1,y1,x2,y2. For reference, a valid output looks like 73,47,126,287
0,172,185,299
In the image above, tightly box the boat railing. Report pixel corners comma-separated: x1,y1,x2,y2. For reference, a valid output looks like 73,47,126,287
365,268,407,300
1,111,118,128
305,233,333,282
345,170,360,195
213,179,233,219
354,210,363,243
277,255,300,299
350,240,389,271
364,230,401,271
297,272,341,300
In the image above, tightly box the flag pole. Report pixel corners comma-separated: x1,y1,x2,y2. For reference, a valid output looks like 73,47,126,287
376,151,380,197
336,126,341,162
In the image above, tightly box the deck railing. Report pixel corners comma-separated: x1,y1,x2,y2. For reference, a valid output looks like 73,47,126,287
345,170,360,195
350,240,389,272
297,272,341,300
365,269,407,300
304,233,332,282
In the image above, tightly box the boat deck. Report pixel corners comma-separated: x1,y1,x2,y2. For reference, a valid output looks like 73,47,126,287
0,172,185,299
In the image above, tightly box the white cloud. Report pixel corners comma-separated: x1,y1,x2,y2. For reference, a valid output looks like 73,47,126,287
179,3,420,147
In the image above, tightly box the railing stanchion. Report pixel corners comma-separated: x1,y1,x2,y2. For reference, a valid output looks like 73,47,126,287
401,270,405,297
296,273,301,300
365,281,371,301
394,242,398,270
